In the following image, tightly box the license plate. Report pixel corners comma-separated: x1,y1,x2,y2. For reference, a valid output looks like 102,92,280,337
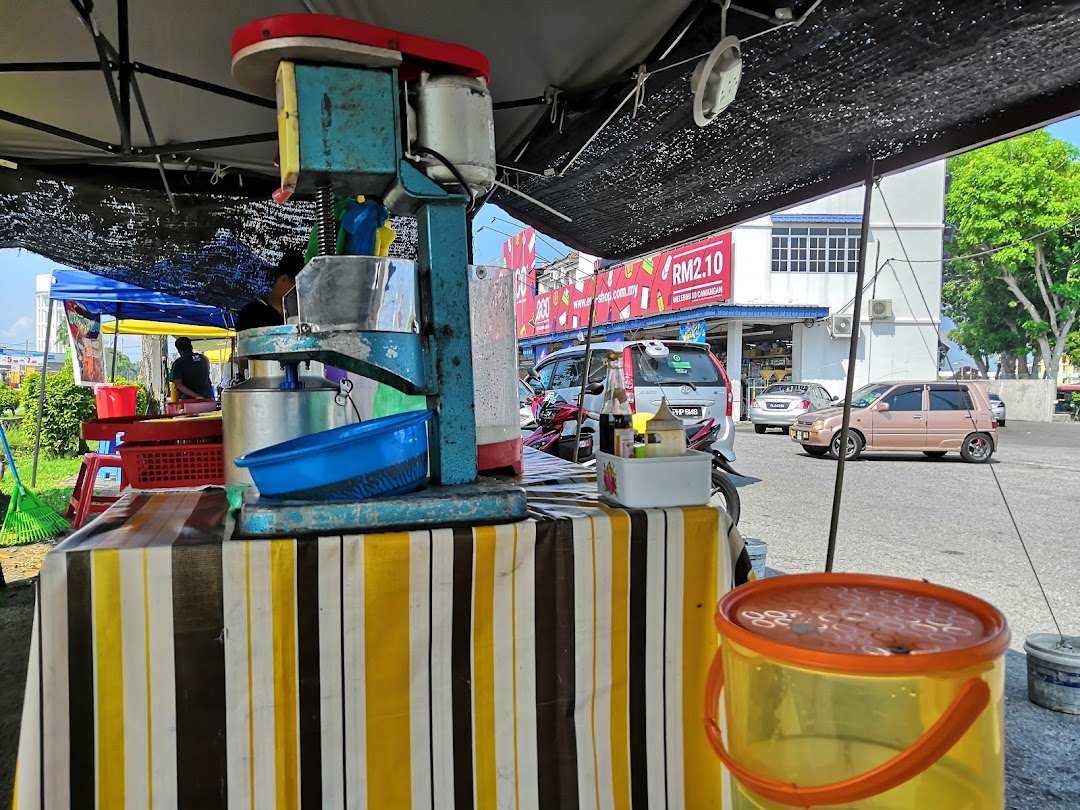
766,402,786,409
791,429,811,441
670,406,702,418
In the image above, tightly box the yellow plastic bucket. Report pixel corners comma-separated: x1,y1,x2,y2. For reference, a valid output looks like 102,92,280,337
704,573,1009,809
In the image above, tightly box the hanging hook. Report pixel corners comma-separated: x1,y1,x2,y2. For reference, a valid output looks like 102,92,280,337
631,64,649,119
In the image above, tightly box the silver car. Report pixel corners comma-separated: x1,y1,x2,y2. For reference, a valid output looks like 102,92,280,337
749,382,836,433
533,339,737,461
989,393,1006,427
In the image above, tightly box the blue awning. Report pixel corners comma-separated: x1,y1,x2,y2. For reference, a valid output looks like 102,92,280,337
49,269,235,329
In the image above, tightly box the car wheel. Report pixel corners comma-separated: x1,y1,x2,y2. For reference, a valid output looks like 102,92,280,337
829,430,864,461
804,445,828,457
998,419,1005,427
960,433,994,464
923,451,947,459
754,424,766,434
710,468,741,525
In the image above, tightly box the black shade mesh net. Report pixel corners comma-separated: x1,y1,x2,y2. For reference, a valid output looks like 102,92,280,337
3,0,1080,299
0,165,418,310
493,0,1080,259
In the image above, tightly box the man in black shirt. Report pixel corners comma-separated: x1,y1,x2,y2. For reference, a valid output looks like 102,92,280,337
235,249,306,332
170,337,215,400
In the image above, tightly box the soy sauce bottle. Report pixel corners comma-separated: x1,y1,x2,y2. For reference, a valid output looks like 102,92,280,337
599,351,634,457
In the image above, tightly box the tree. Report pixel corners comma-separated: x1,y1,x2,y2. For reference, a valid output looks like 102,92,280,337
19,369,40,414
1066,329,1080,367
39,359,96,456
102,347,141,382
945,130,1080,379
0,382,18,416
942,274,1029,378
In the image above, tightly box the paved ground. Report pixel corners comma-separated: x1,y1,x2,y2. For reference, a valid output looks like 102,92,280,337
730,420,1080,809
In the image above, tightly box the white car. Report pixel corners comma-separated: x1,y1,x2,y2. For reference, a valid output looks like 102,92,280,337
532,339,737,462
748,382,836,433
989,393,1006,426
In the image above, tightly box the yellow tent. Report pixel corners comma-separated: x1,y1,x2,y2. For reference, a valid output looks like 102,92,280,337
100,319,235,338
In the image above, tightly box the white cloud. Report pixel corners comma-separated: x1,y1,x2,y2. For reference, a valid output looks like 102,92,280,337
1,315,34,340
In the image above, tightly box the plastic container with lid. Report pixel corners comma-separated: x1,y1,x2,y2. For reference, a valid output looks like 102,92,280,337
469,264,523,474
705,573,1009,809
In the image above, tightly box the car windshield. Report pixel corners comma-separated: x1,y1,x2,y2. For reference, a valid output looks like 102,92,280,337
850,384,891,408
631,346,721,385
761,384,807,396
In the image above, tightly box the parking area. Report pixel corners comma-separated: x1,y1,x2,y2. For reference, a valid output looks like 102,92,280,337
732,420,1080,809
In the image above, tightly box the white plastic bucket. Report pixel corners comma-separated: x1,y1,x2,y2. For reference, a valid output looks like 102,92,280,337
743,537,767,580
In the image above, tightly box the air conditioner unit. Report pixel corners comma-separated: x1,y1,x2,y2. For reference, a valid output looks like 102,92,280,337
869,299,894,319
828,314,853,338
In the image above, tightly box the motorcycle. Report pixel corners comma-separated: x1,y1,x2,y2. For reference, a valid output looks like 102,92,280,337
523,388,742,524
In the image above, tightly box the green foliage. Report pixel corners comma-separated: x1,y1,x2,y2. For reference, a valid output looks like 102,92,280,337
104,348,141,382
1066,330,1080,364
1,425,32,458
0,455,82,518
39,359,96,456
0,382,18,416
19,370,40,414
945,130,1080,376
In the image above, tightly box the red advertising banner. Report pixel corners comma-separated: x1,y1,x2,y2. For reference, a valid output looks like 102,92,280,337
504,227,537,336
515,231,732,339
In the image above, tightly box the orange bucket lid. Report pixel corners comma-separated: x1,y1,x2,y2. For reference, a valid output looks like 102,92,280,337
716,573,1010,674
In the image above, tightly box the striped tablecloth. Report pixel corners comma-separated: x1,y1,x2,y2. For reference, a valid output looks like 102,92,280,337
14,451,748,809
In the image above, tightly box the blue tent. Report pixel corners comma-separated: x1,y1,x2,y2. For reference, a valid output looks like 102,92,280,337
49,269,236,329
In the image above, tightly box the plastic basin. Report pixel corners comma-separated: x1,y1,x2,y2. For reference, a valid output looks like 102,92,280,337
181,399,218,415
234,410,432,500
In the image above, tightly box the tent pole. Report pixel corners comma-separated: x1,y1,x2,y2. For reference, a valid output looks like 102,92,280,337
31,298,55,488
825,157,876,573
110,306,120,382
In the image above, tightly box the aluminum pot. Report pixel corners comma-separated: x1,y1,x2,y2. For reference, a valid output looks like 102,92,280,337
223,362,352,487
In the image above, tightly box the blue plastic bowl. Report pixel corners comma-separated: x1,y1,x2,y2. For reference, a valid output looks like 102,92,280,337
234,410,432,501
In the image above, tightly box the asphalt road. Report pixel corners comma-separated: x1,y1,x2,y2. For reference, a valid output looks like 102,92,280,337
730,420,1080,809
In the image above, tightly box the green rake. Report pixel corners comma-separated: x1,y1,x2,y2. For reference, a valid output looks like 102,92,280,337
0,423,69,545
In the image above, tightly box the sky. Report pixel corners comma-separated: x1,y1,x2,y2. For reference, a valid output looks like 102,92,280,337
3,116,1079,364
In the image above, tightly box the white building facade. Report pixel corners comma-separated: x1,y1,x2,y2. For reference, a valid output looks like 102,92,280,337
35,272,65,354
723,161,945,418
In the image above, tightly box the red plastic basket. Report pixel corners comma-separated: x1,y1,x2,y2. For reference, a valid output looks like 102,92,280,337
118,442,225,489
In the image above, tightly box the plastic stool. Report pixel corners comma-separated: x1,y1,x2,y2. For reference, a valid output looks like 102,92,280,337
67,453,125,529
96,436,122,481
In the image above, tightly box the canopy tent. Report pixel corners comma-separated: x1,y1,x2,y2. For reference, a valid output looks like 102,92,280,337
49,268,236,329
3,1,1080,308
100,319,235,339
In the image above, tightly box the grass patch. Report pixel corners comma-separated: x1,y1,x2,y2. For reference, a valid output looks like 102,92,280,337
1,456,82,518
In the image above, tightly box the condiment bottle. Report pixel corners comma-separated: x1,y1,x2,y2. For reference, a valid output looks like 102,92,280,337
599,351,634,458
644,397,686,458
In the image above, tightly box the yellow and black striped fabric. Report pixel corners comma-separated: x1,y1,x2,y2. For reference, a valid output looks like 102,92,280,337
14,458,745,809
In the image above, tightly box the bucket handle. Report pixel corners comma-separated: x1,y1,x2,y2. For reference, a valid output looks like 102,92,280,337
703,647,991,807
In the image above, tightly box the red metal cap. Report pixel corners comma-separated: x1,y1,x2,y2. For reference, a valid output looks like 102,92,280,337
716,573,1010,674
231,15,489,81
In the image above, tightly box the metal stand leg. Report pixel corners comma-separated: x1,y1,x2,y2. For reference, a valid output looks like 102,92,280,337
418,203,477,486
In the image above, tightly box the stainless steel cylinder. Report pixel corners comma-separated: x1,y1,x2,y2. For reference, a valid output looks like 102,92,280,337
222,368,352,487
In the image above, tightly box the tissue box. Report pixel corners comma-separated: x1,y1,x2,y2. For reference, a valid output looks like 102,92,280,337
595,450,712,508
